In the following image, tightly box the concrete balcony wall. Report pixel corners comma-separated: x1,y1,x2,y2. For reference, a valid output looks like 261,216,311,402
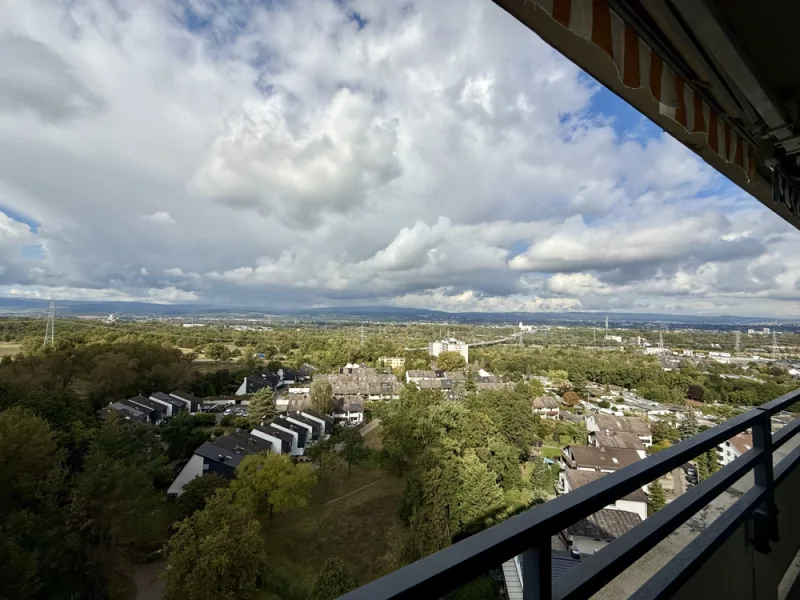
671,457,800,600
594,437,800,600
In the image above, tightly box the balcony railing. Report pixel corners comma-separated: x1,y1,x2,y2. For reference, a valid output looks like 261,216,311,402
340,390,800,600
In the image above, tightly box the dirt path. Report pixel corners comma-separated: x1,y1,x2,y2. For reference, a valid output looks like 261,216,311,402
311,475,389,507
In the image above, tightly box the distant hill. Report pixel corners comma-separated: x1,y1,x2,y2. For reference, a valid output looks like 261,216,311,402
0,297,794,327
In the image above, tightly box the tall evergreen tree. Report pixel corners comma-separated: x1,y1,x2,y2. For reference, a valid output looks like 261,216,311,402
679,410,699,440
647,480,667,515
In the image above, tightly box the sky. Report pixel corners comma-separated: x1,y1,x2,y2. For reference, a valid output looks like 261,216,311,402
0,0,799,317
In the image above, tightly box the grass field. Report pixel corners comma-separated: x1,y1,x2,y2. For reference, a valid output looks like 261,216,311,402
0,342,21,356
539,446,564,459
258,459,404,598
362,424,384,450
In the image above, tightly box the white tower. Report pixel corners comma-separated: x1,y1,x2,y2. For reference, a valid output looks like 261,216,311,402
734,331,741,353
772,331,778,360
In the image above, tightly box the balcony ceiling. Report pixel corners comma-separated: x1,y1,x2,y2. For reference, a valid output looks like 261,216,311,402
493,0,800,231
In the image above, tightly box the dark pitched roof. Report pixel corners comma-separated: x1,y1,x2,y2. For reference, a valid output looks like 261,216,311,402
564,469,648,503
300,409,334,432
565,509,642,541
272,417,308,447
169,391,201,410
204,432,272,467
120,399,155,416
551,551,583,580
287,413,321,439
566,446,641,470
262,424,295,448
128,396,167,413
149,392,186,408
110,402,146,418
245,371,281,393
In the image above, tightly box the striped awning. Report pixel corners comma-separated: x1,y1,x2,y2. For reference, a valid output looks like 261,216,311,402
529,0,757,182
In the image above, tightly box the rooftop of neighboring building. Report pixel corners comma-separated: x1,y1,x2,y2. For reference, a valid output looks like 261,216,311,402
565,508,643,541
565,445,642,470
590,414,651,436
591,431,645,450
533,396,560,409
564,469,648,503
150,391,186,408
728,431,753,455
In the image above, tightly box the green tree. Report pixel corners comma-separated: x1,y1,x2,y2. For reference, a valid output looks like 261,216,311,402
338,427,369,474
231,453,316,518
248,387,277,425
67,434,166,597
164,491,267,600
529,458,554,499
547,370,569,388
647,480,667,515
651,419,680,445
0,407,66,599
310,380,333,414
679,410,699,440
160,412,210,460
308,557,359,600
176,473,229,520
206,343,231,361
306,438,336,487
437,351,466,372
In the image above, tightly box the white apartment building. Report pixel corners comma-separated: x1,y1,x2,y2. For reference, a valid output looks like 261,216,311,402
378,356,406,369
428,338,469,363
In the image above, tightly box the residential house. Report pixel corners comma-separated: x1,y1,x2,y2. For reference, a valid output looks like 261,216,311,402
102,402,147,422
406,370,437,383
562,446,641,473
149,392,187,416
235,371,282,396
558,469,648,521
300,409,333,435
285,413,319,443
251,424,293,454
169,391,201,413
167,431,273,495
588,431,647,459
564,509,643,554
125,396,167,424
271,416,308,456
532,396,560,419
717,431,753,467
586,414,653,447
331,396,365,425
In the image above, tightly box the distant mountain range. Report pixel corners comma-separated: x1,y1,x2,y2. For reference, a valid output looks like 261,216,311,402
0,297,794,327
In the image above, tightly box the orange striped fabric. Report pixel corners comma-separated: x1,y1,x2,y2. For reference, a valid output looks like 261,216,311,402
527,0,756,182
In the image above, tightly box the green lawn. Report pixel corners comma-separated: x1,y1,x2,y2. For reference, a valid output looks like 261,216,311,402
539,446,564,459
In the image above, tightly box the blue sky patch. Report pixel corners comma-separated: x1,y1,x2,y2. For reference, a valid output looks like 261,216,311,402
0,206,39,233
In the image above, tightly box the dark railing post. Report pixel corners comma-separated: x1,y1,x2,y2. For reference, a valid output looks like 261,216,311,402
522,541,551,600
751,410,778,553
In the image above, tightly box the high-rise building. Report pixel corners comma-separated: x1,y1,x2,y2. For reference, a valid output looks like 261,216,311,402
428,338,469,363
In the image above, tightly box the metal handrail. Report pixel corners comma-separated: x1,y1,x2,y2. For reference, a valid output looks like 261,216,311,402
339,389,800,600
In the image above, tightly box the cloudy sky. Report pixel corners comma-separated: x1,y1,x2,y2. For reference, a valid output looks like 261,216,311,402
1,0,799,316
